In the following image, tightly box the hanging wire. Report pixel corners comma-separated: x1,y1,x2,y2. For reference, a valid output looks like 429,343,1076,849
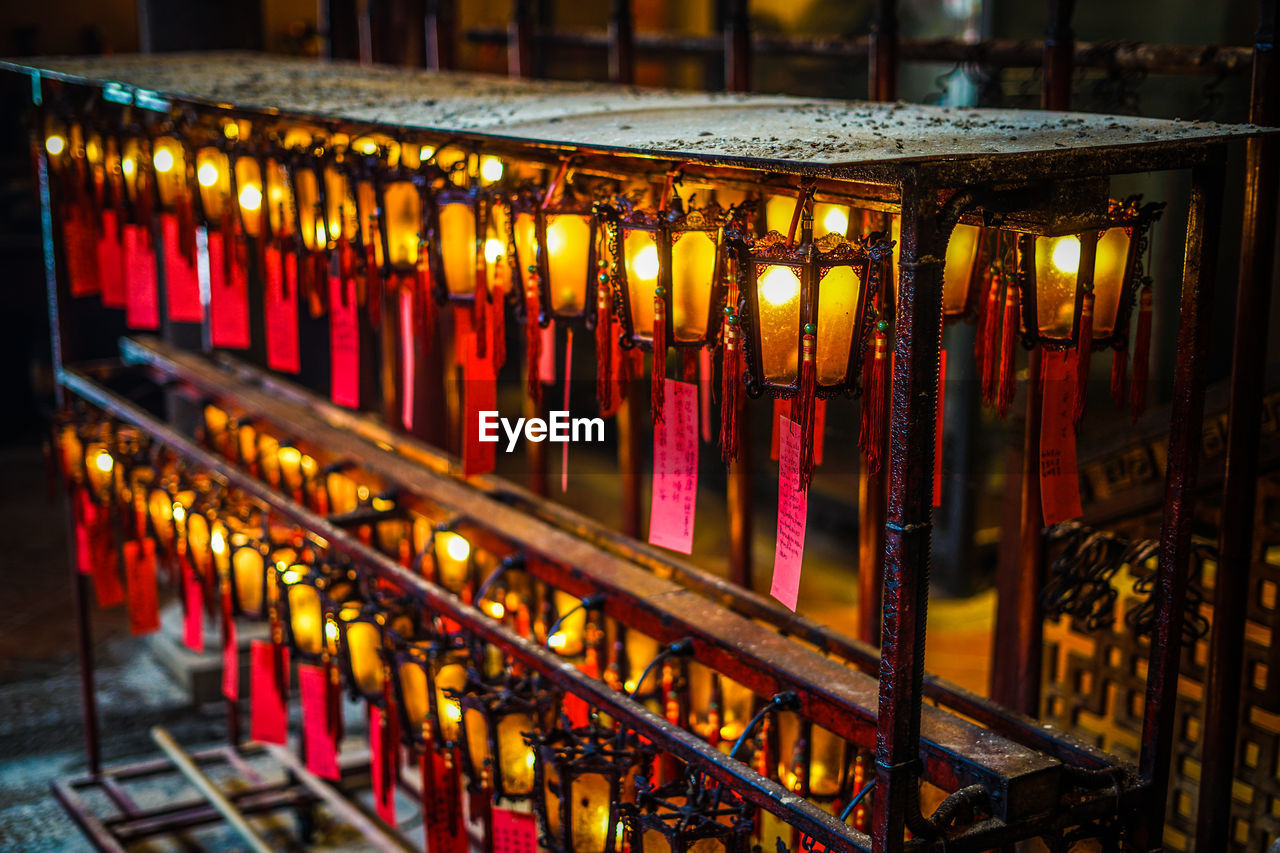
627,638,693,699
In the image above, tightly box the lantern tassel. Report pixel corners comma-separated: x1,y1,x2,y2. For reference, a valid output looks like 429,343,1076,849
796,332,817,489
473,257,489,361
996,283,1019,420
976,271,1001,407
365,235,383,329
492,284,507,372
417,247,437,352
651,291,667,423
1111,345,1129,408
719,320,743,463
176,187,197,265
596,288,613,412
1130,282,1153,420
1074,290,1094,425
525,273,543,409
859,323,889,474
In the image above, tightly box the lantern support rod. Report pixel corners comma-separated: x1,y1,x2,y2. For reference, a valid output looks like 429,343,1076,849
60,367,875,853
627,638,693,699
544,593,607,647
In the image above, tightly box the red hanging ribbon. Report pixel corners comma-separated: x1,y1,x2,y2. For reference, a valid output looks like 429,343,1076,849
795,332,817,490
720,321,743,463
596,286,614,412
859,324,889,474
976,270,1001,407
996,282,1020,420
651,293,667,423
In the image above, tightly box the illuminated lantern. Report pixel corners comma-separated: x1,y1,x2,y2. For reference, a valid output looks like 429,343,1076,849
276,562,358,661
532,722,651,853
531,166,604,327
389,626,471,749
621,772,752,853
194,146,232,224
333,599,389,701
455,672,558,801
731,193,892,486
431,527,474,594
227,530,270,618
428,155,493,303
375,164,426,277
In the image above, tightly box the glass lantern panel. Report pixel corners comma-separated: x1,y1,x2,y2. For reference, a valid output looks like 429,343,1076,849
264,159,294,236
120,137,142,204
764,195,793,234
357,181,381,265
942,224,981,316
485,205,509,287
550,590,587,656
324,166,358,242
1092,227,1132,337
294,168,323,250
439,202,478,297
435,662,467,743
623,228,659,340
1033,235,1080,339
809,724,846,798
813,202,851,239
345,620,384,696
233,547,265,616
399,660,430,728
287,583,323,656
671,231,716,342
497,712,537,795
624,630,661,710
815,265,861,386
545,214,591,315
150,490,174,547
688,838,727,853
151,136,185,208
775,710,802,790
187,513,211,577
570,773,615,853
326,471,359,515
383,182,422,267
234,157,263,237
755,264,802,386
464,706,490,778
433,532,471,592
544,759,564,837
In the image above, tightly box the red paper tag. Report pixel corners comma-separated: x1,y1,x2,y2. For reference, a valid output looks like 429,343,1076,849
491,807,538,853
400,287,416,431
300,664,340,780
330,276,361,408
222,615,239,701
85,501,124,609
265,246,301,373
370,704,397,826
538,320,557,384
162,213,202,322
183,559,204,654
1040,350,1084,525
124,224,160,330
463,326,497,478
250,640,289,745
770,415,808,612
98,211,126,308
72,490,98,576
209,232,251,349
934,349,947,507
123,538,160,635
648,379,699,554
63,207,100,297
422,749,466,853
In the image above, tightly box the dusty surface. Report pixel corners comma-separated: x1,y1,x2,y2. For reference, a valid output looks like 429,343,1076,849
3,52,1268,177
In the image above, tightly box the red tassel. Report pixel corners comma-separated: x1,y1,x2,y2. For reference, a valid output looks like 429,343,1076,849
720,320,743,462
1130,282,1153,420
596,286,613,412
976,271,1001,407
1074,290,1094,425
525,271,543,409
473,257,489,361
1111,346,1128,409
651,292,667,423
860,324,889,473
996,284,1019,420
176,188,197,265
416,250,437,354
366,239,383,329
796,333,817,489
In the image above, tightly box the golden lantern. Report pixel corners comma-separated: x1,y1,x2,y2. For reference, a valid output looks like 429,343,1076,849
231,150,264,238
598,197,731,350
775,712,852,803
532,172,606,326
388,624,472,749
454,672,558,801
149,134,188,211
194,145,232,223
431,526,475,594
621,772,753,853
276,562,358,661
374,164,427,276
427,151,510,304
531,722,652,853
731,200,891,398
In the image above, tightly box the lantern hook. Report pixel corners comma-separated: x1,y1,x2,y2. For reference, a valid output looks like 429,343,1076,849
627,637,693,699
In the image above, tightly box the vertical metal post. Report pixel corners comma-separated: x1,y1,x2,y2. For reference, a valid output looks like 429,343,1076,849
608,0,635,84
874,172,942,852
723,0,750,93
509,0,537,79
1135,155,1226,852
425,0,456,70
1042,0,1076,111
1195,2,1277,843
356,0,374,65
869,0,897,102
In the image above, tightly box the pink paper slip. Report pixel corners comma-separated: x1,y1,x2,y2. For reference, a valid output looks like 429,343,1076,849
648,379,699,554
770,415,808,612
265,247,301,373
329,276,360,409
1040,350,1084,525
400,287,416,431
250,640,289,745
299,664,340,780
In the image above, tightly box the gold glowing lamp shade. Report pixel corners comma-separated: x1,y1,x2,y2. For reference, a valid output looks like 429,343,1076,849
1016,196,1164,349
428,153,496,303
598,196,729,350
333,598,393,702
531,722,652,853
194,147,231,223
454,672,558,801
621,772,753,853
389,626,471,749
375,165,425,274
231,153,264,237
731,202,892,398
150,135,188,210
432,527,475,594
276,562,357,661
532,175,603,327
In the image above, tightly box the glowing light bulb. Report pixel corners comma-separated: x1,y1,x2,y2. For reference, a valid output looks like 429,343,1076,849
479,156,504,183
545,222,566,255
442,532,470,562
122,157,136,178
238,184,262,211
223,123,239,140
197,162,219,187
210,530,226,555
45,135,65,155
484,238,504,265
525,749,536,770
278,446,301,468
357,139,378,155
759,266,801,307
153,148,174,173
631,243,659,281
172,504,186,523
623,680,637,693
483,600,506,619
444,702,461,723
315,219,328,248
822,206,849,236
325,621,339,643
548,632,567,650
281,568,302,585
1051,237,1081,275
419,145,435,161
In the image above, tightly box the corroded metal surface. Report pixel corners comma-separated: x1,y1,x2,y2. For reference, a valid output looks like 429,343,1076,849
2,52,1269,180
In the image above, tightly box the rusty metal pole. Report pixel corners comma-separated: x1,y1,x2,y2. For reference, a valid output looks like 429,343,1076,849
608,0,635,84
425,0,456,70
1195,2,1277,844
869,0,898,102
724,0,750,93
874,171,942,852
509,0,536,79
1134,156,1226,852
